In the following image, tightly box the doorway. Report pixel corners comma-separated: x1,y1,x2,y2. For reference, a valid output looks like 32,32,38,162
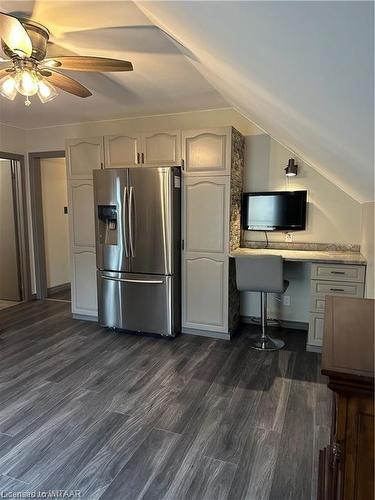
0,153,30,310
29,151,71,302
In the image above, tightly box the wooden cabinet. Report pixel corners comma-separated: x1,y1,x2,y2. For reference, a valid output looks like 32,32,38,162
183,255,228,332
142,131,180,166
66,137,103,178
318,296,374,500
308,263,366,350
184,177,229,254
182,127,244,337
104,134,141,167
71,251,97,316
182,128,231,175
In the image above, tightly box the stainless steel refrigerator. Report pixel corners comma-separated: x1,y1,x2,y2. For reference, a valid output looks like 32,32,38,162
93,167,181,337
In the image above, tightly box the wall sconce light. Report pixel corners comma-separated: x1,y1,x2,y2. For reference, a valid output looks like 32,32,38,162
285,158,298,176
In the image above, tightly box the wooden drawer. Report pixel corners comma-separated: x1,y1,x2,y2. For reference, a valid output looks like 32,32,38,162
311,263,365,283
310,281,364,312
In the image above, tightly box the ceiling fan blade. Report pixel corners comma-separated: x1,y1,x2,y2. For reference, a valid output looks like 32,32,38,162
43,56,133,72
0,12,32,57
44,70,92,98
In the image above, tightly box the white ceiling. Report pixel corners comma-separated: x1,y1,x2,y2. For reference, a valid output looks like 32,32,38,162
0,1,227,127
138,1,374,202
0,1,373,201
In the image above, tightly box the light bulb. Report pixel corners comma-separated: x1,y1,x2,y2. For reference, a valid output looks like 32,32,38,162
15,69,39,96
0,75,17,100
37,79,58,103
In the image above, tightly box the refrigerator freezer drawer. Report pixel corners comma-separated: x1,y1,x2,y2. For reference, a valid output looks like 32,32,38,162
97,271,178,336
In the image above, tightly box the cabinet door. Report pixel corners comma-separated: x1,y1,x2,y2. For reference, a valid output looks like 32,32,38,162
182,128,231,175
308,312,325,346
72,251,97,316
184,176,229,254
104,134,141,168
66,137,103,179
183,255,228,332
69,181,95,247
141,131,181,166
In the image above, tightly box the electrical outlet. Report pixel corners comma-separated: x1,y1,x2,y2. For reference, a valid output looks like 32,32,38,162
285,233,293,243
283,295,291,306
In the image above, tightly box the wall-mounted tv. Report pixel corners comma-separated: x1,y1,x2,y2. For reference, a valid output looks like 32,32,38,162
242,190,307,231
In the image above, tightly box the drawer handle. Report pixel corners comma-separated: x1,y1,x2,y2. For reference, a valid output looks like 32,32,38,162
330,288,345,292
330,271,345,275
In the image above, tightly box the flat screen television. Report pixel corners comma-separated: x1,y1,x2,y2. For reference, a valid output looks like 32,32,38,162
242,190,307,231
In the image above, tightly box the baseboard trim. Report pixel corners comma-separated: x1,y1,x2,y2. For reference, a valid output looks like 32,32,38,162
47,283,70,294
241,315,308,331
306,344,322,353
73,313,98,322
182,327,231,340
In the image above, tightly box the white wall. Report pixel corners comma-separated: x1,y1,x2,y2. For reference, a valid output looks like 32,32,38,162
0,123,25,154
40,158,70,289
361,202,375,298
243,135,362,245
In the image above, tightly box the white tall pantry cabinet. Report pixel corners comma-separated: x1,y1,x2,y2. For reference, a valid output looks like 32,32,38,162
66,126,244,337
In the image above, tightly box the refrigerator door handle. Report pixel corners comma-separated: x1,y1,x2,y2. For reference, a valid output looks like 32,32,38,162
123,186,129,257
129,186,136,257
101,275,163,285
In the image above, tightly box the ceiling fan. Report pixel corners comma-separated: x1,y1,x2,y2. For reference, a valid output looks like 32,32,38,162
0,11,133,106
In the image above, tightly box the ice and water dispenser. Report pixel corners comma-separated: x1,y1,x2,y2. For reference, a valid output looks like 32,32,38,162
97,205,118,245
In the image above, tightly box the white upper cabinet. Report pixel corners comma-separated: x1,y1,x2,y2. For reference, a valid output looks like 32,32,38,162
184,176,229,254
104,134,141,168
142,131,181,166
182,128,231,175
69,181,95,248
66,137,104,179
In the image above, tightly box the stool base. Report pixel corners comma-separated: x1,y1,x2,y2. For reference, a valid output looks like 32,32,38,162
249,335,285,351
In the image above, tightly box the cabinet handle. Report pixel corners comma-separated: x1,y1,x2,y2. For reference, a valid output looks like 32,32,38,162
181,159,185,170
330,271,345,275
137,152,140,164
330,288,345,292
141,152,145,163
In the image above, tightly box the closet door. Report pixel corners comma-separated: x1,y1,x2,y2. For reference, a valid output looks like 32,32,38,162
182,128,231,175
104,134,141,167
142,131,181,166
66,137,104,179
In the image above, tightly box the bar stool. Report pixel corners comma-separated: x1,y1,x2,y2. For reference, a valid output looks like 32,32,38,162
235,255,288,351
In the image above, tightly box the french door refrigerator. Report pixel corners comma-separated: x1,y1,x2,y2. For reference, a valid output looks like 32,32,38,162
93,167,181,337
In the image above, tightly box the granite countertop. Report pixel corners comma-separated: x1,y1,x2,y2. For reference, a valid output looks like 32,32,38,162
230,247,367,265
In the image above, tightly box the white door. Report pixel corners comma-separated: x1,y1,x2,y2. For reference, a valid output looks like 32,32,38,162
66,137,103,179
183,255,228,332
182,128,231,175
104,134,141,168
141,131,181,166
69,181,95,248
183,176,229,254
71,251,97,316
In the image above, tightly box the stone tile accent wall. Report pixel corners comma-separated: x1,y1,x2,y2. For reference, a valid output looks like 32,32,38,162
229,127,245,252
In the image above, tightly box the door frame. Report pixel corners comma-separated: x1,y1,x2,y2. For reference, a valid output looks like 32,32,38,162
29,150,66,299
0,151,31,302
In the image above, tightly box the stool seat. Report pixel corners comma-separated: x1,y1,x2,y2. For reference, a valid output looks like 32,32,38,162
235,254,287,351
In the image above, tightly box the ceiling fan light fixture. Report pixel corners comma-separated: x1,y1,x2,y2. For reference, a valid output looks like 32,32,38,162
14,69,39,96
0,74,17,100
43,59,61,68
37,79,58,103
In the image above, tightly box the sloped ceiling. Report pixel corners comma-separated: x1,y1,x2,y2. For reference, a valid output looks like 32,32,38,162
137,1,374,202
0,1,227,127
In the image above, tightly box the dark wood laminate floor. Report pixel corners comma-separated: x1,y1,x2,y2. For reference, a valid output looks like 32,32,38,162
0,300,331,500
47,286,71,302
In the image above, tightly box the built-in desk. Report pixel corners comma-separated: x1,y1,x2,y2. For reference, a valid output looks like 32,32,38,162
230,247,367,351
230,247,367,265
